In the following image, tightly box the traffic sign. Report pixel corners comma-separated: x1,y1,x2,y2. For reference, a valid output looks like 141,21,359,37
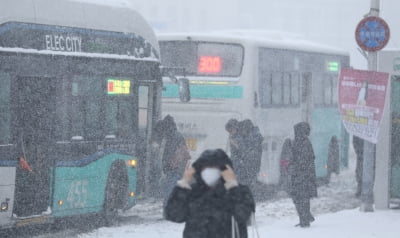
355,16,390,52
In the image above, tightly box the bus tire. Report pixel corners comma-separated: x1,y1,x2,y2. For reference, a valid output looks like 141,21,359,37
103,160,129,226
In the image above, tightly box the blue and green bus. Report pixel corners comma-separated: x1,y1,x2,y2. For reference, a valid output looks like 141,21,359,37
0,0,162,229
158,30,350,186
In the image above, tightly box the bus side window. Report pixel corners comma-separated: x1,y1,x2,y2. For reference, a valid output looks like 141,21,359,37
271,72,283,105
291,73,300,105
0,72,11,144
283,73,291,105
323,75,333,105
138,86,149,129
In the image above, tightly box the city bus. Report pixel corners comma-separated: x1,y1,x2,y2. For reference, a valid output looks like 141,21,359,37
158,30,350,186
0,0,162,229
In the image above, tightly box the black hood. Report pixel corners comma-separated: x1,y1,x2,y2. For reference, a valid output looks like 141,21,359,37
294,122,310,138
192,149,233,174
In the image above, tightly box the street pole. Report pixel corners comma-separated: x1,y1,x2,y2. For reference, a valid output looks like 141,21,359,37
360,0,380,212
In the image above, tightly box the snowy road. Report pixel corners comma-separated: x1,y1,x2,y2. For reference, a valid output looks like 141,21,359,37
29,155,400,238
74,166,399,238
72,166,399,238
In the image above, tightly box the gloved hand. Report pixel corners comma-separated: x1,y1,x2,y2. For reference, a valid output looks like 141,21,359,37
221,165,238,190
182,161,196,183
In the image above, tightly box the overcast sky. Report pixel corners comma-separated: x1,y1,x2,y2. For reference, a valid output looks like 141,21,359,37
83,0,400,70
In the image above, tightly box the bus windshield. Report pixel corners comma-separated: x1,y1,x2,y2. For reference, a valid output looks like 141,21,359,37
160,41,244,77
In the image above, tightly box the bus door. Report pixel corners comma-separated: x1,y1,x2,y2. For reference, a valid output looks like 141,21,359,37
301,72,313,123
13,76,55,217
390,76,400,199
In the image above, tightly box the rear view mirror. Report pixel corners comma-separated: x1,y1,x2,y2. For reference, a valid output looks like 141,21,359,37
178,78,190,102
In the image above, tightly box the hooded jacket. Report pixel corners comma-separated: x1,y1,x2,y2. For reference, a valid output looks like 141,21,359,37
164,149,255,238
289,122,318,199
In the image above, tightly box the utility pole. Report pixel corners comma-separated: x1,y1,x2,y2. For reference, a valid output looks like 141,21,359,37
360,0,380,212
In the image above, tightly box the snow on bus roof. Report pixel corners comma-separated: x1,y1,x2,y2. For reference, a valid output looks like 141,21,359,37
70,0,134,9
157,30,348,56
0,0,159,54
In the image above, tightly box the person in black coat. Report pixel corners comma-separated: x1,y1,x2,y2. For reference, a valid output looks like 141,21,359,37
289,122,317,228
327,136,340,182
237,120,263,187
164,149,255,238
352,135,364,197
279,138,292,192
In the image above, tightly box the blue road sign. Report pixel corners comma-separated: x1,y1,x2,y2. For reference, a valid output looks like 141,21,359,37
355,16,390,52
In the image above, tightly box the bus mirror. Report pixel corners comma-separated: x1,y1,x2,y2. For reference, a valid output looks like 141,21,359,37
178,78,190,102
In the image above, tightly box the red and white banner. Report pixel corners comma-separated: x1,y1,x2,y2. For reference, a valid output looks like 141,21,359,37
338,68,389,144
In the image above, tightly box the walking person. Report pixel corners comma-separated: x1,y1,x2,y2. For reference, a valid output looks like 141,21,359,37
225,118,240,161
279,138,292,192
327,136,340,183
158,115,191,206
237,119,263,188
353,135,364,197
289,122,317,228
164,149,255,238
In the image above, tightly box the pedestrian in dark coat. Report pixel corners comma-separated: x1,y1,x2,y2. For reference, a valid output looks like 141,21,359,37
164,149,255,238
289,122,317,228
157,115,191,206
237,119,263,187
353,135,364,197
279,138,292,192
225,118,241,163
327,136,340,182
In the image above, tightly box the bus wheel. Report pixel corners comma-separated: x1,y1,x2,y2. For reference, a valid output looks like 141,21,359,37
103,161,129,226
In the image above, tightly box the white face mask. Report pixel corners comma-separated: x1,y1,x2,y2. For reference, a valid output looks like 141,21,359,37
201,168,221,187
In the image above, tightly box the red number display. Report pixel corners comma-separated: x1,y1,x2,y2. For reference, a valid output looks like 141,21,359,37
198,56,222,74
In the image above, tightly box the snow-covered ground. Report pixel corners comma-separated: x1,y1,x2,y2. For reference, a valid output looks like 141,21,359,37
74,154,400,238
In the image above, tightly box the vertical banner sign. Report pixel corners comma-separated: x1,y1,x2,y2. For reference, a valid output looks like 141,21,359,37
338,68,389,143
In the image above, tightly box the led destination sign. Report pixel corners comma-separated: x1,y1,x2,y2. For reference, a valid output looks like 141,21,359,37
198,56,222,74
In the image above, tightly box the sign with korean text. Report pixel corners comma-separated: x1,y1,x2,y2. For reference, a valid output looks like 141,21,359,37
355,16,390,52
338,68,389,143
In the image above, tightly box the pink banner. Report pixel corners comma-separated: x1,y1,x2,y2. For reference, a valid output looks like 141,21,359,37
338,68,389,143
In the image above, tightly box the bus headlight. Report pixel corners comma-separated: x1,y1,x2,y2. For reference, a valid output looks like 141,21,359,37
1,202,8,212
58,200,64,206
127,159,137,168
129,192,135,197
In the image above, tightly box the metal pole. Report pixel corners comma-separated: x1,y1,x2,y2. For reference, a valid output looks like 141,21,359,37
360,0,380,212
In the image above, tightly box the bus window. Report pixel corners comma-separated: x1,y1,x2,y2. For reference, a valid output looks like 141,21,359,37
313,74,336,106
259,71,272,105
323,76,333,105
70,76,103,140
283,73,291,105
332,75,338,105
105,79,136,139
138,86,149,129
272,72,283,105
259,71,300,107
0,72,11,144
290,73,300,105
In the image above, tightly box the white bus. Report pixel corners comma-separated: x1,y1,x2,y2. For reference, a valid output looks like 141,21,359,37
158,30,350,185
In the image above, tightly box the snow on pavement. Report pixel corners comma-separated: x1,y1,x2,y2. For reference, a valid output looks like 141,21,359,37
76,159,400,238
